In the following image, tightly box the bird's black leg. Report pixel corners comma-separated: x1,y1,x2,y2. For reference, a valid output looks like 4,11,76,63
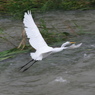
20,59,34,70
22,60,37,72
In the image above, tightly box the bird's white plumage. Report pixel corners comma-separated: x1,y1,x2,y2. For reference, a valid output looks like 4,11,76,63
23,11,82,61
21,11,82,72
23,11,49,51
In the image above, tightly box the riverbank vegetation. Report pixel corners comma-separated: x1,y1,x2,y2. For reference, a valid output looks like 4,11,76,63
0,0,95,17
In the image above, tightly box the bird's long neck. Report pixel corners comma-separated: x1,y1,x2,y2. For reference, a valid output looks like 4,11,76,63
52,47,64,53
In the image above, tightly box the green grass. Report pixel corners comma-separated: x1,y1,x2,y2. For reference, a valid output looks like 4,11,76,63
72,21,95,35
0,27,16,47
1,0,95,18
0,28,3,34
0,47,31,61
39,19,69,44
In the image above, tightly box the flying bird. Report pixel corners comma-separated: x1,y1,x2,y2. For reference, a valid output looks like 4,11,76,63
20,11,82,72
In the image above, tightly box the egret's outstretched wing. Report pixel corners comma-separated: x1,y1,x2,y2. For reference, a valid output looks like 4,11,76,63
23,11,48,50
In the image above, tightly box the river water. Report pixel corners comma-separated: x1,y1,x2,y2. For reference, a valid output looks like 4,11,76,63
0,10,95,95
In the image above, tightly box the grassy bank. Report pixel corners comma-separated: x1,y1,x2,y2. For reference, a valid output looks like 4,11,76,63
0,0,95,17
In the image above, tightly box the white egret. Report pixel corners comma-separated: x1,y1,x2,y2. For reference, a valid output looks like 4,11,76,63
20,11,82,72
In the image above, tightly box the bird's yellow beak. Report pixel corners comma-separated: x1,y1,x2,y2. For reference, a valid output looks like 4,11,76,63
70,42,76,44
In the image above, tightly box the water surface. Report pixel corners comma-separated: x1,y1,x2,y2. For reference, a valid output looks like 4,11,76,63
0,10,95,95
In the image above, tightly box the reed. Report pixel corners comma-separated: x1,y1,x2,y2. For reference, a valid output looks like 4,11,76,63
0,48,31,61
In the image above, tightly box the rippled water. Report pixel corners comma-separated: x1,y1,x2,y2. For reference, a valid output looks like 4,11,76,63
0,10,95,95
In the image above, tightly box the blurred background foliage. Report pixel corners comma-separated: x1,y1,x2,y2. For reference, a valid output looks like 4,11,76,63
0,0,95,17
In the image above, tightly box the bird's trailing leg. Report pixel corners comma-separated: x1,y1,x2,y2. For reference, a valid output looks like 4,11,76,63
20,59,34,70
22,60,38,72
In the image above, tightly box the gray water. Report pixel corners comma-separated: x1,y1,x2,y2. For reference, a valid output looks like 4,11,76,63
0,10,95,95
